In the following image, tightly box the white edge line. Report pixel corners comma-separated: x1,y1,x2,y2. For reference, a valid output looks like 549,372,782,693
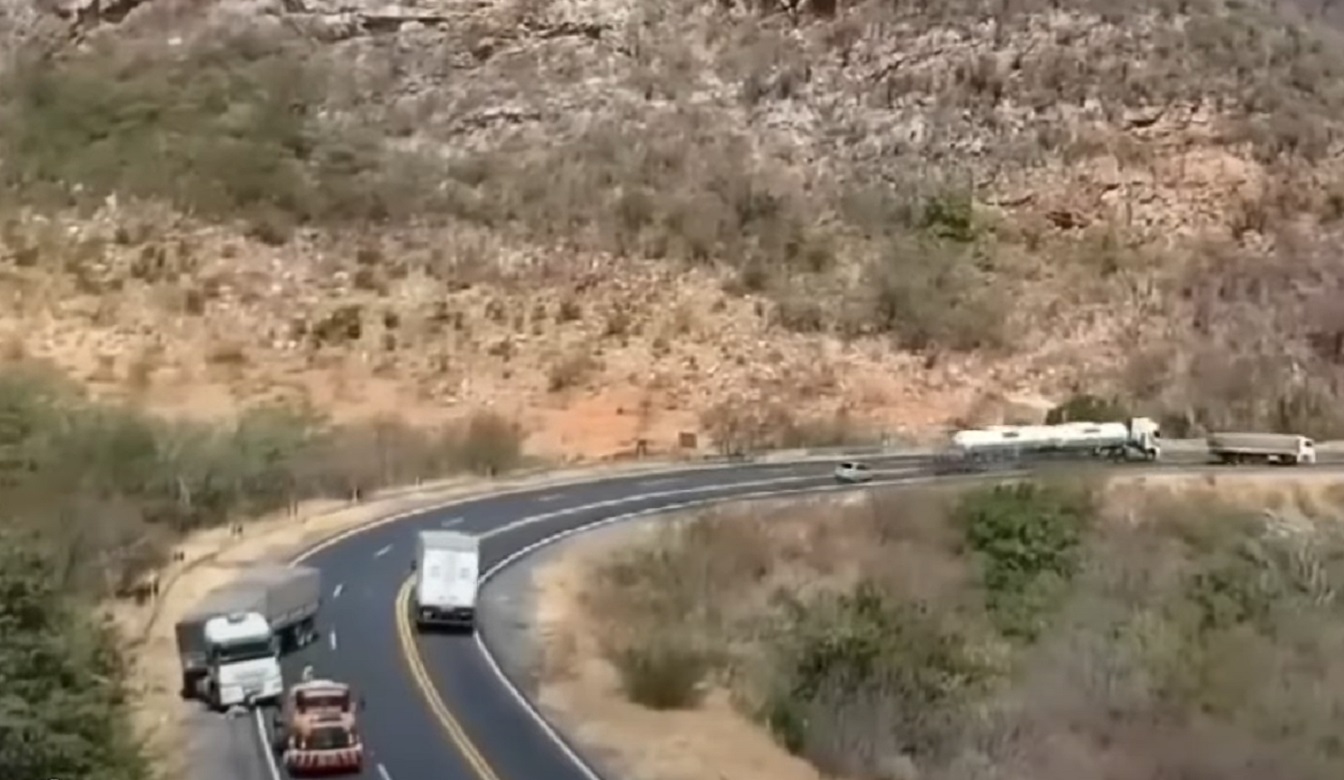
476,468,916,541
442,517,464,528
470,471,962,780
256,457,924,780
289,454,922,571
253,708,280,780
255,455,1320,780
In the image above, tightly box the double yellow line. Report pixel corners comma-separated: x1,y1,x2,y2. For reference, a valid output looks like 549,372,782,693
394,578,503,780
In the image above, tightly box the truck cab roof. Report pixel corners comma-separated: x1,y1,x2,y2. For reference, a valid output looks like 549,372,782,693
202,611,271,642
418,529,479,550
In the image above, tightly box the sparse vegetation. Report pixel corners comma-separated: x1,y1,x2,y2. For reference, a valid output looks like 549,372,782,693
2,0,1344,442
0,360,524,779
698,398,883,454
0,31,446,238
1045,393,1130,424
575,477,1344,780
3,0,1344,776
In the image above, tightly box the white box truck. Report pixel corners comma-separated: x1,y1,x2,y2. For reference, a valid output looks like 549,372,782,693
411,530,480,633
1207,432,1316,465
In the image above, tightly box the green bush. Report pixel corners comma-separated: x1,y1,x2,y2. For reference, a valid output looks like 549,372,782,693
955,481,1096,640
762,581,994,766
0,363,529,779
0,531,147,780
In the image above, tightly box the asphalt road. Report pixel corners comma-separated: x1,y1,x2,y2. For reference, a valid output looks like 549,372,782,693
239,455,923,780
209,453,1344,780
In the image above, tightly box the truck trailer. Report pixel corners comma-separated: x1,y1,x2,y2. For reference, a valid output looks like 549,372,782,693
411,530,480,633
175,563,322,708
946,418,1162,464
1207,432,1316,466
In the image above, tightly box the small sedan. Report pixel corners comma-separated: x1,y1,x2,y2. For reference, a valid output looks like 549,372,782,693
833,461,873,484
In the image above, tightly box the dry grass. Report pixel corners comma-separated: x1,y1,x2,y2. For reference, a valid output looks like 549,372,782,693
551,474,1344,780
2,0,1342,450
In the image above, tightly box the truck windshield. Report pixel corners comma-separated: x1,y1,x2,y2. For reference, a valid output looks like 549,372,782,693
213,639,274,664
308,725,354,750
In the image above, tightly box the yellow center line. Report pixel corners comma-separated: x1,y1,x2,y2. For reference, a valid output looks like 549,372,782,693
395,578,503,780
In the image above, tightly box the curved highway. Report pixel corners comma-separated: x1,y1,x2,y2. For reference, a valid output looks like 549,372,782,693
244,454,1344,780
243,455,923,780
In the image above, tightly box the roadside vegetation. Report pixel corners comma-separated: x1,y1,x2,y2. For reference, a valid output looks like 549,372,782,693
580,477,1344,780
3,0,1344,425
0,359,524,779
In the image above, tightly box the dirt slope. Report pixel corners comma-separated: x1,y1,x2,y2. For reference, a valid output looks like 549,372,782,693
532,473,1344,780
3,0,1344,455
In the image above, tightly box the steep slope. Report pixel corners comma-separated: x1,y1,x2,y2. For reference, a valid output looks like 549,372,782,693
2,0,1343,455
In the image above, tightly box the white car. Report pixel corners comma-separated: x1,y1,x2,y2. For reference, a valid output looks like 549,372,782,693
833,461,873,484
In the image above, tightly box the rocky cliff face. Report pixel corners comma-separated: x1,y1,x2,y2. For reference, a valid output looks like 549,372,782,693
1,0,1342,456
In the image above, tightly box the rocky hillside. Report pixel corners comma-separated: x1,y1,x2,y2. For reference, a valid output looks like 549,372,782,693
2,0,1344,456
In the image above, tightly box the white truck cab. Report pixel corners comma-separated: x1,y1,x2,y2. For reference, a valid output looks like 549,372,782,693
202,612,284,709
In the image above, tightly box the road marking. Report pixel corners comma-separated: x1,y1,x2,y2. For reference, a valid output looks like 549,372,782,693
330,630,338,651
333,583,344,599
292,456,909,569
388,467,925,780
442,516,464,528
637,477,679,487
537,492,564,502
253,708,282,780
286,456,1295,780
464,473,950,780
479,467,918,541
377,763,394,780
395,578,502,780
374,544,393,558
272,455,920,780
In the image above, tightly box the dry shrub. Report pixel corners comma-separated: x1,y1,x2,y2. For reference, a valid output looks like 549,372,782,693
698,397,883,455
581,478,1344,780
0,29,446,237
546,348,602,393
589,510,776,708
0,361,525,594
610,633,716,710
1129,226,1344,437
0,365,522,780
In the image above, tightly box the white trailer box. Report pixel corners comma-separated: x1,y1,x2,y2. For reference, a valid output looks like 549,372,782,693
412,530,480,633
1207,432,1315,465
